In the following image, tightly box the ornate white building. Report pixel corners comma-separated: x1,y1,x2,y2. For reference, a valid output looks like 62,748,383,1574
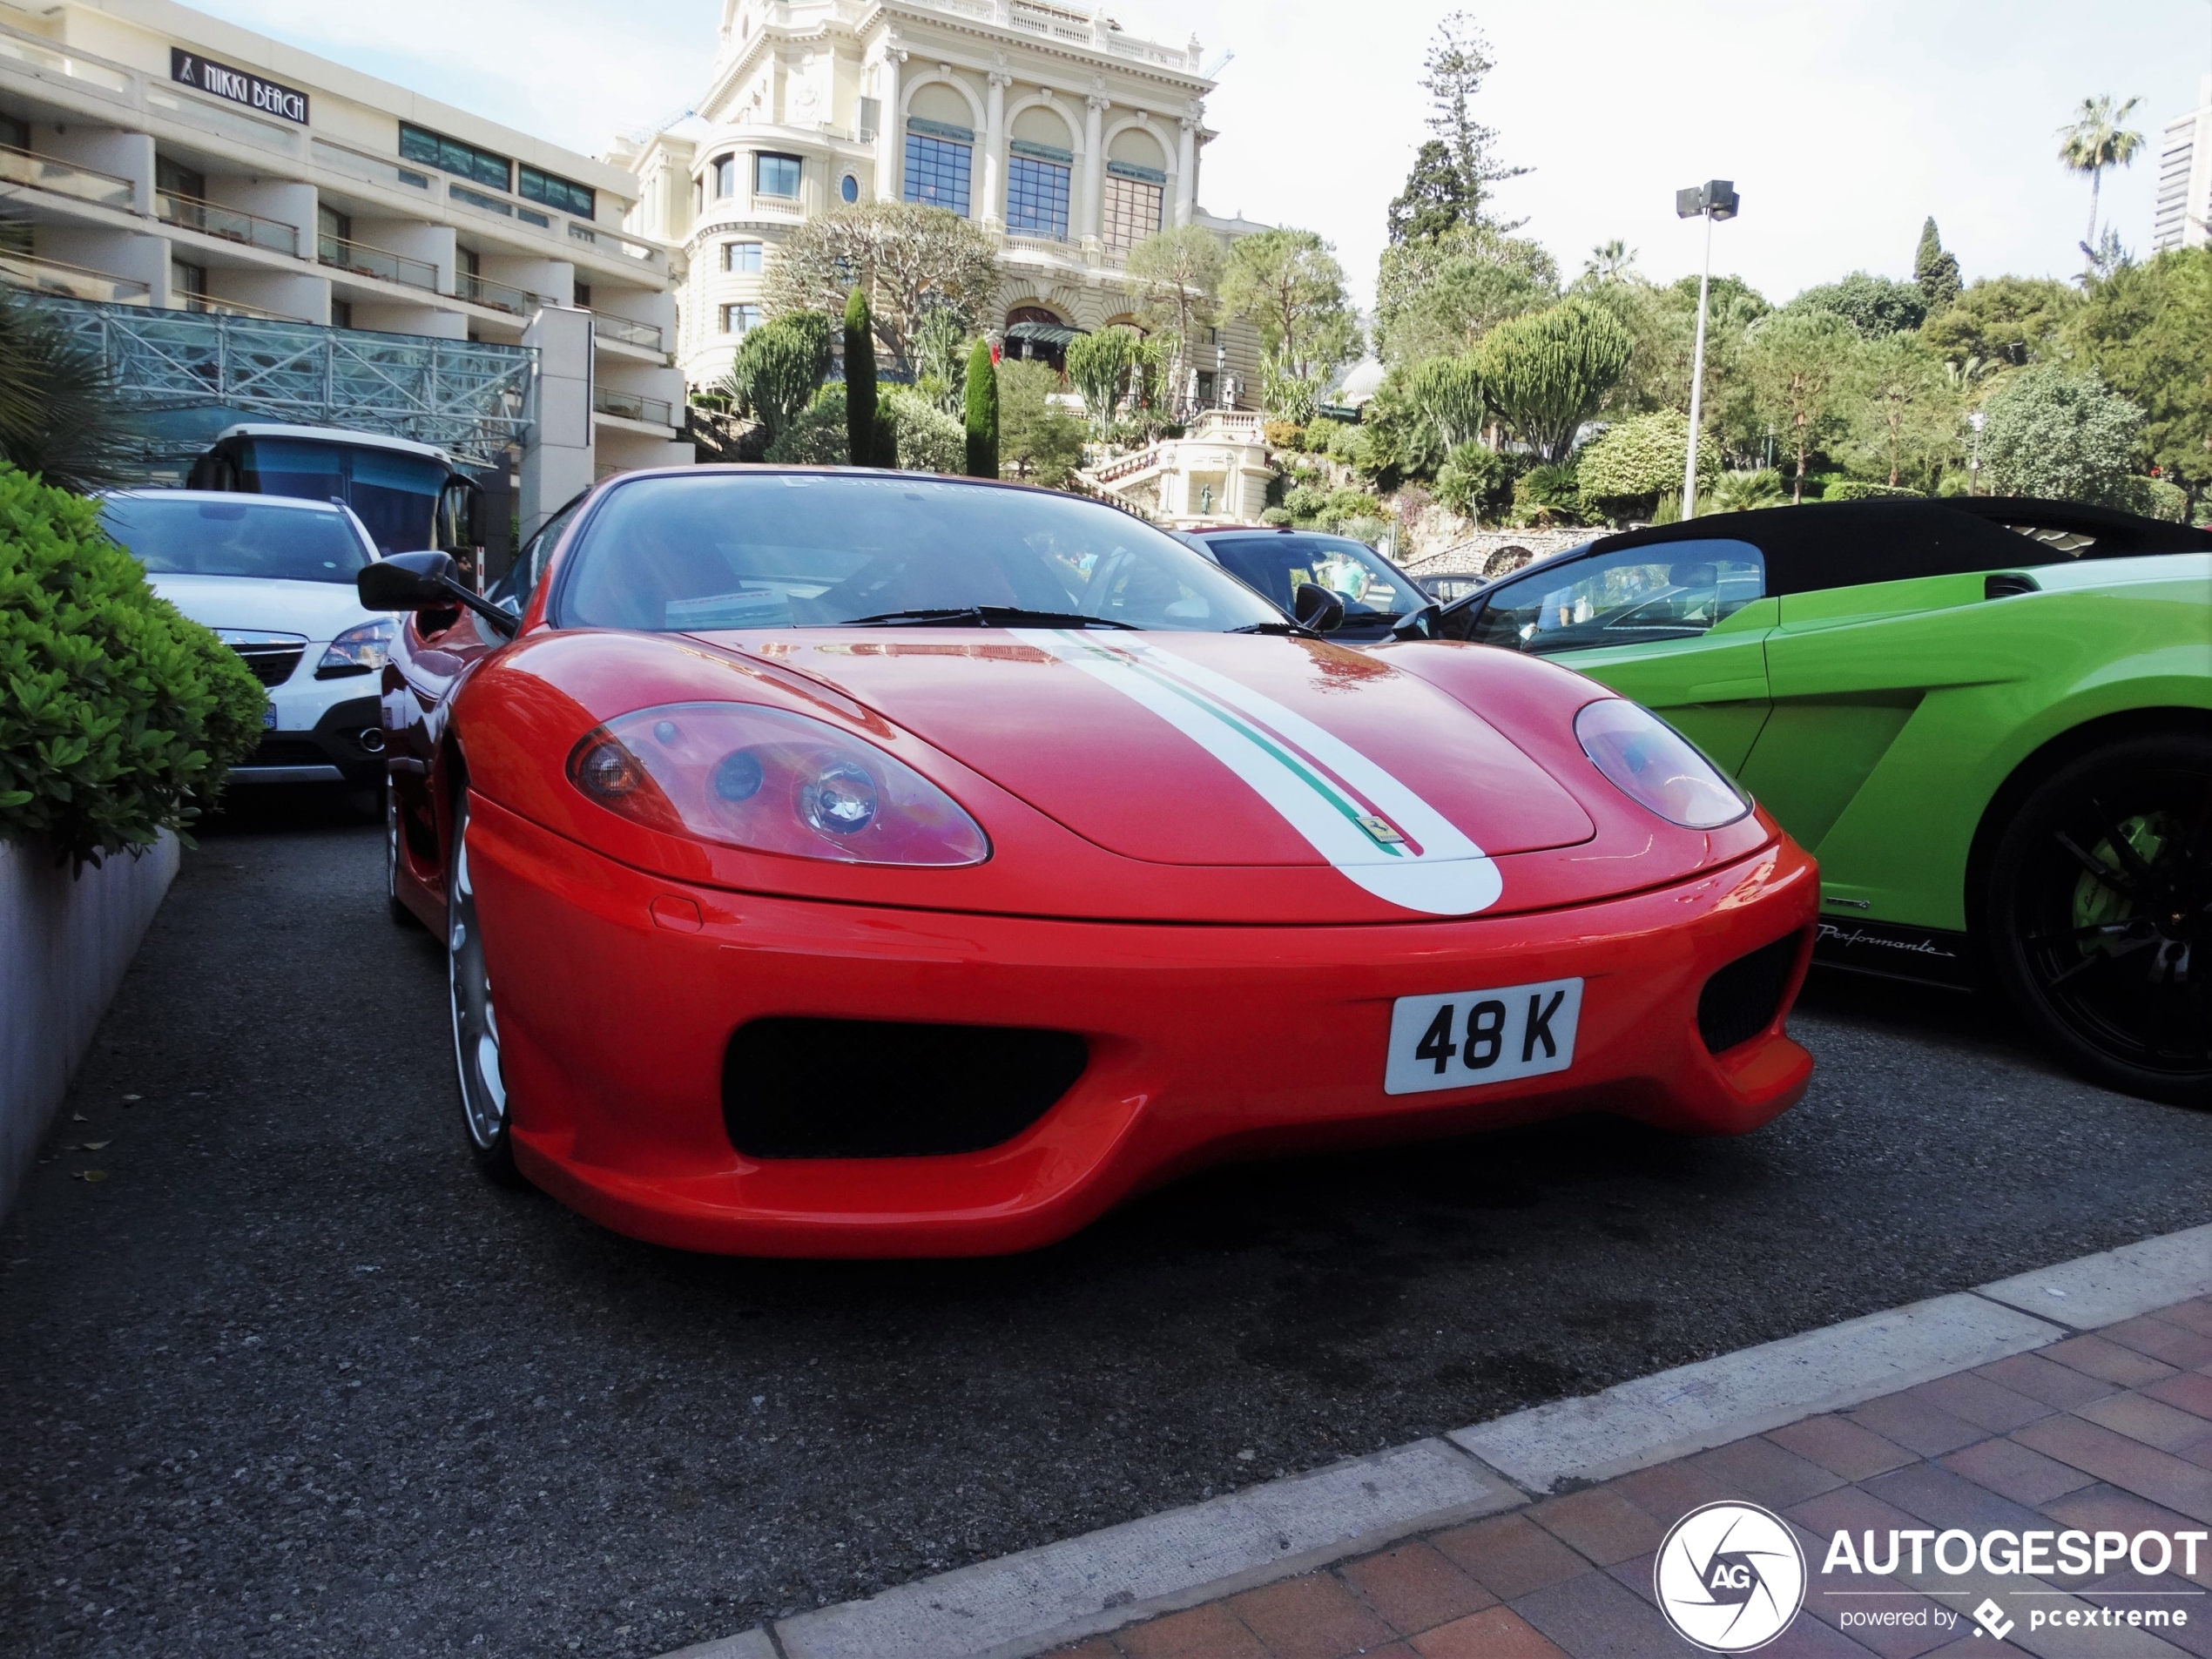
610,0,1266,409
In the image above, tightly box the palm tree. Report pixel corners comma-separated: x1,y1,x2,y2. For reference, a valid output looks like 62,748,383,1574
2057,96,2144,280
0,292,137,494
1581,239,1635,283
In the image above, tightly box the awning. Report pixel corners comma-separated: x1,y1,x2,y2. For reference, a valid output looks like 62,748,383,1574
1006,320,1082,348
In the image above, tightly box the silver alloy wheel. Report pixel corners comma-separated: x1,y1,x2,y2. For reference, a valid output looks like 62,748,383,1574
448,806,509,1151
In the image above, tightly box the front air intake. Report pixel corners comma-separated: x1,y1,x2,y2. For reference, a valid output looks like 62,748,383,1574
722,1019,1088,1159
1696,932,1806,1056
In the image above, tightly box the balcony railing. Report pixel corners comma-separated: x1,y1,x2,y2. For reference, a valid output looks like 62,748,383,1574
592,313,664,353
0,249,149,305
156,190,300,258
0,143,134,211
455,270,543,317
175,293,301,323
593,386,673,428
317,233,438,293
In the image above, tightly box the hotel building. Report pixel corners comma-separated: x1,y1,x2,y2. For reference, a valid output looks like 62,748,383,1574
613,0,1266,408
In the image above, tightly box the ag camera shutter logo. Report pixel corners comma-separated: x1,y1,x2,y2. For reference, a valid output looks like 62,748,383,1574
1654,1501,1807,1651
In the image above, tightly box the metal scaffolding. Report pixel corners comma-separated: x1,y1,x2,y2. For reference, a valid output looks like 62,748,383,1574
27,295,536,472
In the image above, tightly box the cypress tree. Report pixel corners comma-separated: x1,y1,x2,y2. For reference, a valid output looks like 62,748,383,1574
1913,218,1963,313
963,338,1000,478
843,287,879,467
872,402,898,472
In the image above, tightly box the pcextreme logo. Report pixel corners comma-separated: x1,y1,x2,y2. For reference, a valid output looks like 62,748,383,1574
1654,1502,1807,1652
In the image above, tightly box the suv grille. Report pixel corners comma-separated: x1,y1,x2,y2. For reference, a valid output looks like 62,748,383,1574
1696,932,1806,1056
723,1019,1088,1159
216,630,308,687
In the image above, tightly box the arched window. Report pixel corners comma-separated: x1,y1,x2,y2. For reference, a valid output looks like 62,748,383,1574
711,154,736,199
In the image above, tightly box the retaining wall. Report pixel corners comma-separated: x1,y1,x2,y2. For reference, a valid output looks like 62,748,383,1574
0,833,179,1218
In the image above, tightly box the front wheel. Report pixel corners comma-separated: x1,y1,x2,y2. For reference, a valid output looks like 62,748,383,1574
448,796,525,1184
1987,733,2211,1105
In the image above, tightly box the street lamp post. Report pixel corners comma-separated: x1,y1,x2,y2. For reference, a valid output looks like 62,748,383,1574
1676,179,1740,519
1968,409,1986,496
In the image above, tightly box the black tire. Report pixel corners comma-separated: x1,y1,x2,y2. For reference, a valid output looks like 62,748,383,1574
448,796,526,1185
1987,732,2212,1106
384,786,416,928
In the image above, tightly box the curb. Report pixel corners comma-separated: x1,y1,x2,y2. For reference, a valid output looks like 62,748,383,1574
661,1222,2212,1659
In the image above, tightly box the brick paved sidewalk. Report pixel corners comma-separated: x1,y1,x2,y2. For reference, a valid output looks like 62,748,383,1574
1053,1298,2212,1659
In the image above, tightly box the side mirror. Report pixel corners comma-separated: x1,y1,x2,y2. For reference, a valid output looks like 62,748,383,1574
359,550,519,637
1292,582,1346,635
1390,602,1443,642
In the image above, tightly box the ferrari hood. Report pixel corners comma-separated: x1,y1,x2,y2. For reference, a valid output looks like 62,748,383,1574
701,629,1595,914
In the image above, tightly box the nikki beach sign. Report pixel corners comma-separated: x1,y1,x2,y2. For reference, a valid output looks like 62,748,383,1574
170,48,309,125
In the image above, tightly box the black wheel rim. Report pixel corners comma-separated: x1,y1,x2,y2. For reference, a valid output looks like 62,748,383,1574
2014,765,2211,1078
448,810,509,1149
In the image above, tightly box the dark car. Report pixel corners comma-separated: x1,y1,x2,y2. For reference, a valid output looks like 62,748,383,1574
1178,526,1430,643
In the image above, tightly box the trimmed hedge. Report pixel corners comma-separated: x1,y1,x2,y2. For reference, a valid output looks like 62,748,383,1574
0,465,265,867
1823,480,1924,501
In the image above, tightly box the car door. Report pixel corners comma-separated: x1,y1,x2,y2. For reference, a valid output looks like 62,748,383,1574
1447,537,1775,773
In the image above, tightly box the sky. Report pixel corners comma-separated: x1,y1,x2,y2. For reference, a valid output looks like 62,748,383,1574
195,0,2207,311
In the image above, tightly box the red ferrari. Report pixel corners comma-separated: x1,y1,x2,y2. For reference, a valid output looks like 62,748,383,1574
361,469,1817,1258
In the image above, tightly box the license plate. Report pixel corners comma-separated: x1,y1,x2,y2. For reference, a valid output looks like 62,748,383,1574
1384,977,1583,1096
262,702,279,731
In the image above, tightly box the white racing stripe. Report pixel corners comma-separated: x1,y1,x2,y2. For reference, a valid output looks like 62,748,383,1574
1014,631,1503,915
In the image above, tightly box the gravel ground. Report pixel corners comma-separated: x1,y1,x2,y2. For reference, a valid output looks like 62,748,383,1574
3,799,2207,1658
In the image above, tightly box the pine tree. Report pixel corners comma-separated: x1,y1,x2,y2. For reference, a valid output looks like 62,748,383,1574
843,287,880,467
1386,141,1470,246
1386,14,1527,245
1913,218,1963,313
963,339,999,477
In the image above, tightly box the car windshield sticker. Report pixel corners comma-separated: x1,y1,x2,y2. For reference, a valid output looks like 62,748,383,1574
1015,631,1503,915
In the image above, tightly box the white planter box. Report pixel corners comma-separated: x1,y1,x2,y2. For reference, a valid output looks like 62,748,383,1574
0,832,179,1217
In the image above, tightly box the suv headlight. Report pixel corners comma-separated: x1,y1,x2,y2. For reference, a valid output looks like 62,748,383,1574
316,619,397,679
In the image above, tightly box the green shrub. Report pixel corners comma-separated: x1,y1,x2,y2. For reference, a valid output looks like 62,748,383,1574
964,339,1000,479
1323,486,1379,529
1435,441,1511,521
1319,419,1362,466
1284,482,1331,523
883,385,966,475
0,465,264,867
722,311,832,440
1263,420,1307,453
1575,410,1716,506
1509,462,1586,527
1258,507,1294,527
2110,475,2190,523
1823,480,1923,501
764,384,850,464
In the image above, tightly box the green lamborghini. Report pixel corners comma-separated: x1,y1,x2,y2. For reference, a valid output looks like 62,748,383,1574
1409,497,2211,1104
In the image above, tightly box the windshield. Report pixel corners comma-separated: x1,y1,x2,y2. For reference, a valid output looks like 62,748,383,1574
1203,533,1419,622
1466,539,1766,655
236,437,446,555
102,496,374,584
556,473,1286,633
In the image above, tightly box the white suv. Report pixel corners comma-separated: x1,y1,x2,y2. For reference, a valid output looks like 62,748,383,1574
101,490,393,792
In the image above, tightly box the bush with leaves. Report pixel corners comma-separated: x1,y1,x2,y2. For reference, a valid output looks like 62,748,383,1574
1435,441,1510,522
2109,475,2189,522
1405,354,1487,455
1575,409,1714,510
720,311,832,442
1823,480,1922,501
1263,420,1307,452
0,465,263,867
964,340,1000,479
909,306,970,416
1705,469,1788,513
1259,347,1325,427
763,385,851,465
1979,367,2145,505
882,386,967,475
1509,462,1586,527
1783,271,1928,337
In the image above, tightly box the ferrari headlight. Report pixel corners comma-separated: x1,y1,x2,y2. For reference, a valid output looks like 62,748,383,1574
568,702,989,867
316,619,396,679
1574,699,1750,830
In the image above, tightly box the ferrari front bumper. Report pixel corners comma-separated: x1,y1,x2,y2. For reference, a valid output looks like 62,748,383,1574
467,792,1818,1257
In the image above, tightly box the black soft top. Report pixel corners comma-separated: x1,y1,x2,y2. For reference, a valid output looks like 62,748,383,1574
1576,497,2211,597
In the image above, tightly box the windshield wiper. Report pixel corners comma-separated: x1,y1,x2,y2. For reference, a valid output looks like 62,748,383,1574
1228,620,1317,637
842,606,1139,630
